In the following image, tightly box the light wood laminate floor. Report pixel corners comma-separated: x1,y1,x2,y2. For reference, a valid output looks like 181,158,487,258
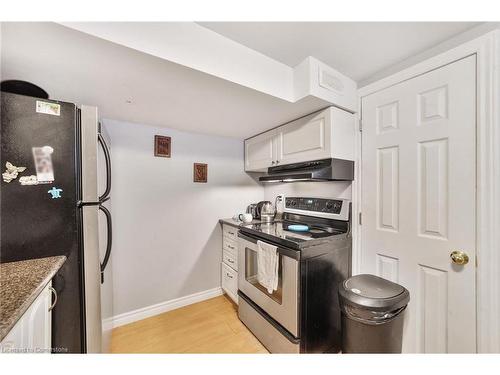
111,295,268,353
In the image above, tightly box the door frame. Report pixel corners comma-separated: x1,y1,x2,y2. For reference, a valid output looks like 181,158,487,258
353,29,500,353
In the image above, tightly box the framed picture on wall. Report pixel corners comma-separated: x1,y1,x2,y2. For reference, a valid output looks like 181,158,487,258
154,135,171,157
193,163,208,183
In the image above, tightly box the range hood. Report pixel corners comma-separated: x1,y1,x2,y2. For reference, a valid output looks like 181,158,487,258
259,158,354,183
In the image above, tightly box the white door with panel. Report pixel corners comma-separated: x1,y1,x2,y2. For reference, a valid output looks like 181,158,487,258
361,56,476,353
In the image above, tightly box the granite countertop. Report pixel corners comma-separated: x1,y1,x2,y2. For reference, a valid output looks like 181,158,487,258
0,256,66,341
219,218,263,228
219,217,282,228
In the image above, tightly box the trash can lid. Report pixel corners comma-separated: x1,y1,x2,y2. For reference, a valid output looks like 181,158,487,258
339,274,410,311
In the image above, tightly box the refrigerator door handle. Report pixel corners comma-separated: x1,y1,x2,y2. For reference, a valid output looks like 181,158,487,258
77,196,109,208
98,131,111,203
99,204,112,284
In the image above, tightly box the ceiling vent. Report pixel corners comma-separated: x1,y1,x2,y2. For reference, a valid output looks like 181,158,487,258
318,68,345,94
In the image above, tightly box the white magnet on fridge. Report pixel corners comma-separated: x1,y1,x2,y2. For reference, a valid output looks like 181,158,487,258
2,162,27,183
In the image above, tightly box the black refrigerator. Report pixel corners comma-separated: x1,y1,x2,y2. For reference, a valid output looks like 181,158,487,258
0,91,112,353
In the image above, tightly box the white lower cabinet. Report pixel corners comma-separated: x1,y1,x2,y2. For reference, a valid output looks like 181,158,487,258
222,250,238,271
221,263,238,304
222,237,238,259
1,281,53,354
221,224,239,304
222,224,238,241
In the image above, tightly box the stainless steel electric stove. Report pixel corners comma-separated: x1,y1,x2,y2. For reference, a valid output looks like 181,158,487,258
237,197,352,353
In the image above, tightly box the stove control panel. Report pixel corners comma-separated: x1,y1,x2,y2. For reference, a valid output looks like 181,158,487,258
284,197,350,221
285,197,343,214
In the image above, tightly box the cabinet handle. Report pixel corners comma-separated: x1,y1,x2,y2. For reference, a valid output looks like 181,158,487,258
227,259,234,263
271,161,275,165
228,245,235,249
226,273,233,279
276,160,280,164
49,286,58,311
228,231,235,235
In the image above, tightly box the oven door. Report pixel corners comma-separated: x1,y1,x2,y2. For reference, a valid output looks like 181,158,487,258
238,232,299,337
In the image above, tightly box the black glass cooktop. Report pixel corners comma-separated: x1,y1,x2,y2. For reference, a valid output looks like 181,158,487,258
239,218,347,249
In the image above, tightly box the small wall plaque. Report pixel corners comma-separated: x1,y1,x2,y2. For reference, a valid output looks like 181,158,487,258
193,163,208,183
154,135,171,157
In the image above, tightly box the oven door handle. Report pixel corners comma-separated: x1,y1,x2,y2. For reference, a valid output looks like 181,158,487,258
237,231,300,260
237,231,259,244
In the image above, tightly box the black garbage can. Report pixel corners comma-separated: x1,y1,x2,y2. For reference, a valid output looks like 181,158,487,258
339,274,410,353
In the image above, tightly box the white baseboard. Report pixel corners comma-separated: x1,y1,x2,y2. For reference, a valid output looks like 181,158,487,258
110,287,224,329
102,317,114,332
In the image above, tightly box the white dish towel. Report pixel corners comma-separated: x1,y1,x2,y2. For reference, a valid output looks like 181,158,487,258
257,240,279,294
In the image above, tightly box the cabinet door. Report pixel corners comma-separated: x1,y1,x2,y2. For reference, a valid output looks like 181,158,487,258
0,317,24,353
222,224,238,241
25,282,52,353
0,281,52,353
223,249,238,271
221,263,238,304
244,130,277,172
276,108,332,165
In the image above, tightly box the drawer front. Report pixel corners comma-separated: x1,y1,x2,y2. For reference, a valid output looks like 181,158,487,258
221,263,238,303
223,249,238,271
238,296,299,353
222,224,238,241
223,237,238,255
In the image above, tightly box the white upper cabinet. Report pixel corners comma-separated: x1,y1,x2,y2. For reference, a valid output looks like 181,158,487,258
276,109,332,165
245,106,354,172
244,129,278,171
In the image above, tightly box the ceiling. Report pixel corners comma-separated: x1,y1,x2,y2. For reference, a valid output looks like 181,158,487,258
198,22,481,84
1,22,485,140
1,22,330,139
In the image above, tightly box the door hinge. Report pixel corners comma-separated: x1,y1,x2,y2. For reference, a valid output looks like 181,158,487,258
358,119,362,132
358,212,362,225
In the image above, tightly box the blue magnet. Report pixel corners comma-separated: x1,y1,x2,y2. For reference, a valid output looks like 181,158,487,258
48,187,63,199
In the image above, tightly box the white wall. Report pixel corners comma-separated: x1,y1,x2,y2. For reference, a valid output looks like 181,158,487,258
103,119,263,316
62,22,294,101
99,118,352,317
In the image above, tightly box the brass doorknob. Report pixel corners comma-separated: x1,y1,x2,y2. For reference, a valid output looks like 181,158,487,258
450,250,469,265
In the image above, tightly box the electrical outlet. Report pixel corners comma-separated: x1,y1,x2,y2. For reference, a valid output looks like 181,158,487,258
275,194,285,213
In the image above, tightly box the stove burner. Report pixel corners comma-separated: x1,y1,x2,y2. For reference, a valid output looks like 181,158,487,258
287,224,309,232
245,220,345,241
239,209,349,250
282,220,343,236
309,228,325,234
